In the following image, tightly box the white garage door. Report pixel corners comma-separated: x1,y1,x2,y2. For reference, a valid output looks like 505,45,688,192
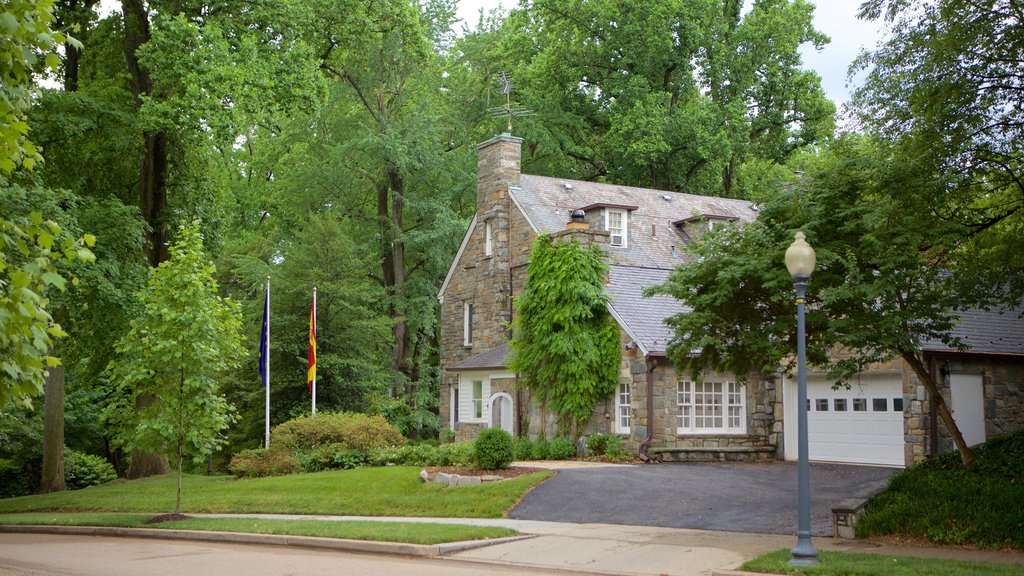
785,375,906,467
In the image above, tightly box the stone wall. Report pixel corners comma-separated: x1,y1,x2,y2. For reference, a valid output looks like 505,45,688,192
439,135,523,433
927,355,1024,456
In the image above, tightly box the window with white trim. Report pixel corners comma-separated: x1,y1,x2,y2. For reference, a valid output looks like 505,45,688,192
472,380,483,419
605,208,627,247
615,382,630,434
484,221,493,257
677,379,745,434
463,302,473,346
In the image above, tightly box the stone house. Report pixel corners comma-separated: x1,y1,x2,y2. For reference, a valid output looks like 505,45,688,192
437,133,1024,467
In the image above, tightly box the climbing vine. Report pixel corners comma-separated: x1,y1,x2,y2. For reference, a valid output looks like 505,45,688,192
509,235,620,437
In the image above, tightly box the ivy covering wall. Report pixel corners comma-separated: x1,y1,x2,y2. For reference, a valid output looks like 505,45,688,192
509,235,620,437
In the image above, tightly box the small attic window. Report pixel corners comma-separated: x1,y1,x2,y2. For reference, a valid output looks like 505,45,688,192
605,208,627,247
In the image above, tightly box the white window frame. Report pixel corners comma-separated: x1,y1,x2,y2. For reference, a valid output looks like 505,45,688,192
615,382,630,434
456,372,513,424
472,379,484,420
463,302,473,347
605,208,627,247
484,221,493,257
449,385,459,428
677,377,746,434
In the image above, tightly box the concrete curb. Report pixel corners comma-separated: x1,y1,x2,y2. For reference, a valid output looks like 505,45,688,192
0,524,532,558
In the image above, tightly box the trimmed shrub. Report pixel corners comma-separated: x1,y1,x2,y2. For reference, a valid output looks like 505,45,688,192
270,412,405,452
531,438,551,460
474,428,514,470
64,449,116,489
513,438,534,461
295,444,368,473
585,433,627,458
585,434,609,456
367,442,474,467
229,448,300,478
548,437,576,460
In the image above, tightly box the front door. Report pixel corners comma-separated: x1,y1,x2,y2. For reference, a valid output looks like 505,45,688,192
488,393,514,435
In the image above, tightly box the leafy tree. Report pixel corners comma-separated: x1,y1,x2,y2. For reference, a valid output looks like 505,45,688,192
462,0,834,197
509,235,620,437
0,209,95,409
105,222,243,514
649,135,1014,469
853,0,1024,299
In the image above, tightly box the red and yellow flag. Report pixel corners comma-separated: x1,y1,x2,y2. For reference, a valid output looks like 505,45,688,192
307,296,317,393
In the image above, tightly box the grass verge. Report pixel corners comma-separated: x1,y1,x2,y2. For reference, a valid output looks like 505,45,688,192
740,549,1022,576
0,467,552,518
0,513,516,545
855,429,1024,548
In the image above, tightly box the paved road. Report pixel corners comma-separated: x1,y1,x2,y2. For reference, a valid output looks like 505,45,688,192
510,461,896,536
0,533,565,576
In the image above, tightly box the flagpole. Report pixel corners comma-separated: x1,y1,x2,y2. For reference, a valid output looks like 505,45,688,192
264,276,271,449
312,286,317,415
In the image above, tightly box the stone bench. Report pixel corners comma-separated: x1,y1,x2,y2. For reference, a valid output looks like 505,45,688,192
649,446,776,463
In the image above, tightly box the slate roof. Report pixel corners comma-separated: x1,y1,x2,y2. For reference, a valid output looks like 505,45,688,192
921,303,1024,357
606,265,689,355
447,342,511,371
511,175,758,268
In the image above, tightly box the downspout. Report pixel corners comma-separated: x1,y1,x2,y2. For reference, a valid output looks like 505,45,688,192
638,355,657,463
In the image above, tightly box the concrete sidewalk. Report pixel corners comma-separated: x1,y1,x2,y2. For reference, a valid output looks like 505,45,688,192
197,514,1024,576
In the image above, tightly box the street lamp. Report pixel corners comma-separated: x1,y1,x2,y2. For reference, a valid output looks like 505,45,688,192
785,231,819,566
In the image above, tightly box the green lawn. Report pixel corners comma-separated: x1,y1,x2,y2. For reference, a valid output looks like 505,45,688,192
856,429,1024,548
0,513,517,545
741,549,1022,576
0,467,552,518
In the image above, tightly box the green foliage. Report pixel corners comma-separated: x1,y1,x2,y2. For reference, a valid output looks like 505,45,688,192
63,449,116,490
104,221,244,509
0,211,95,408
509,236,621,436
854,0,1024,301
547,437,576,460
650,134,1004,382
227,448,301,478
367,442,474,468
473,428,514,470
584,433,627,458
530,438,551,461
512,438,534,461
0,0,78,172
461,0,833,196
294,444,367,473
857,429,1024,548
270,412,405,453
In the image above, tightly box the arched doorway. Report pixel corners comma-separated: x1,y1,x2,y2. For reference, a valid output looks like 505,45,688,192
488,392,514,435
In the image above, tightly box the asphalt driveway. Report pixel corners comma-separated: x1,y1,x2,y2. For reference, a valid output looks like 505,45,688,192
509,461,896,536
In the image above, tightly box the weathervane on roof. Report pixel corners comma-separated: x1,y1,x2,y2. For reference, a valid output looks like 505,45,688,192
488,72,534,133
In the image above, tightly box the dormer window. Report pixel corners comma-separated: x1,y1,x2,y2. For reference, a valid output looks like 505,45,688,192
605,208,627,247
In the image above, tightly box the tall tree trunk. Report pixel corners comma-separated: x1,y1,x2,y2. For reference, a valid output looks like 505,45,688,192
40,367,66,493
388,168,410,382
122,0,169,267
902,350,976,470
121,0,171,478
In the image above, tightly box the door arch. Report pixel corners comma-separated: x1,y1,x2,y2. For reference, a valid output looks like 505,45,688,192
488,392,514,435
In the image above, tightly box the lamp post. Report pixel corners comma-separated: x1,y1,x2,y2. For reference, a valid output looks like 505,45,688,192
785,231,819,566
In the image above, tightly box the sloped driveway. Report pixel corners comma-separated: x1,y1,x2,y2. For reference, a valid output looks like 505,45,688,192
509,461,896,536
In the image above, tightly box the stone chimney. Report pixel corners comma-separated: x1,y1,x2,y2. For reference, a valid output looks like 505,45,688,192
477,133,522,213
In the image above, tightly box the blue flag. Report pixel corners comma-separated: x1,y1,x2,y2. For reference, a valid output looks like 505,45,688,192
258,285,269,387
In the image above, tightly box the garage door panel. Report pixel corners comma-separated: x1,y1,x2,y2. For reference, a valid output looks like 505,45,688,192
792,377,905,467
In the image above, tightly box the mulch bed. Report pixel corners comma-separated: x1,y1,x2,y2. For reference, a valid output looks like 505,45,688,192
425,466,548,479
144,513,193,524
